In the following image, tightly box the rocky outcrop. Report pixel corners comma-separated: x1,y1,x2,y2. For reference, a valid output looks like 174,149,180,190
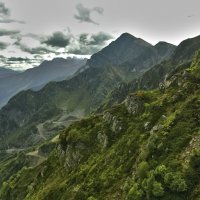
124,93,145,116
103,112,123,133
97,132,108,149
58,142,86,172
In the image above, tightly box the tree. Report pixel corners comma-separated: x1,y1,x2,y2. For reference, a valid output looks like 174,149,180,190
127,183,143,200
164,172,187,192
137,161,149,179
152,181,164,197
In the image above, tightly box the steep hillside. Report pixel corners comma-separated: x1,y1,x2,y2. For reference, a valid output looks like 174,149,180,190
0,33,175,149
1,50,200,200
0,57,86,108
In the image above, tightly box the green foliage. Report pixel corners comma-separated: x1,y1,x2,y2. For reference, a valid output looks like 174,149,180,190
164,172,187,192
137,161,149,179
152,181,164,197
127,183,143,200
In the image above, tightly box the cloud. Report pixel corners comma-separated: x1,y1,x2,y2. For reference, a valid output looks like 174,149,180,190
68,32,113,55
74,3,104,25
13,30,113,56
0,19,25,24
7,57,30,62
25,33,44,40
14,38,56,54
21,45,55,54
0,41,9,50
0,55,44,71
0,2,25,24
68,46,100,55
87,32,113,45
0,2,9,16
42,31,70,47
0,28,20,36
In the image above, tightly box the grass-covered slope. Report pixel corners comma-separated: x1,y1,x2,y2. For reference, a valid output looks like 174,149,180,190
1,50,200,200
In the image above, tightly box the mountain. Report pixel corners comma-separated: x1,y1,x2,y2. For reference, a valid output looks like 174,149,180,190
100,35,200,110
87,33,152,67
0,67,19,79
85,33,175,81
0,33,176,149
0,57,87,108
0,49,200,200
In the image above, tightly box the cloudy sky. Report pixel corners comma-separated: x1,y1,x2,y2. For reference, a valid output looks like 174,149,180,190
0,0,200,70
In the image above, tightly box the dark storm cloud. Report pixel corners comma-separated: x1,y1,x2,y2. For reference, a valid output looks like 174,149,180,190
74,3,103,25
42,31,70,47
0,2,25,24
68,32,113,55
0,28,20,36
0,41,9,50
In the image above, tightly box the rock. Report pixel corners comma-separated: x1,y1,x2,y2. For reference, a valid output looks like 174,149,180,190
103,112,123,134
150,124,163,135
57,142,86,172
124,94,145,116
144,122,150,130
103,112,113,123
97,132,108,149
111,116,122,133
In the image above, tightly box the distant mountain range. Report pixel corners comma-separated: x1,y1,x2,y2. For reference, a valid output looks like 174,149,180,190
0,57,87,108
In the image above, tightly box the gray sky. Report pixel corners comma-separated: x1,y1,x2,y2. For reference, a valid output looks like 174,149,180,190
0,0,200,70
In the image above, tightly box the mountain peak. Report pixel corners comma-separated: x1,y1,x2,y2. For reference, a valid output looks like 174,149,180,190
87,33,152,68
118,32,136,39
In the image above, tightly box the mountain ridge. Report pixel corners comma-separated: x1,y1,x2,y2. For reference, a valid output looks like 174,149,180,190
0,57,87,108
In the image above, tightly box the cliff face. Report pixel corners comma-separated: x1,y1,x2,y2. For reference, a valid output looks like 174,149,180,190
1,51,200,200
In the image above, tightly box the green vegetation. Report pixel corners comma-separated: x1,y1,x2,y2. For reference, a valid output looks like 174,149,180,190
0,50,200,199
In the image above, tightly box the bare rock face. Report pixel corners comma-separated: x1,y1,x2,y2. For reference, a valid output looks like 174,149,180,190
103,112,123,134
97,132,108,150
124,94,145,116
58,142,86,172
150,124,163,135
